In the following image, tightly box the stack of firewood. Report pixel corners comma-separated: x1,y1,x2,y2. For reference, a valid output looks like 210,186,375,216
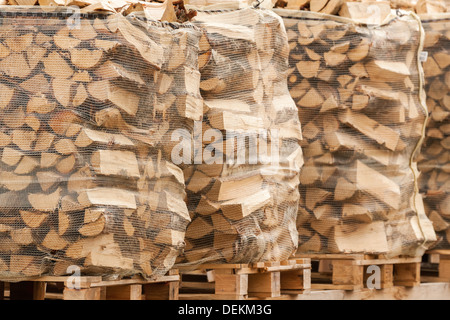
417,13,450,249
275,7,437,256
0,0,199,23
176,8,304,266
273,0,447,15
0,9,203,279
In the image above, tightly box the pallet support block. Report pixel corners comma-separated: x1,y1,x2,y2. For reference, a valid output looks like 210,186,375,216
248,272,281,298
105,284,142,300
63,287,102,300
439,255,450,279
9,281,47,300
332,260,363,290
280,268,311,292
381,265,394,289
428,253,441,264
214,272,248,298
394,263,421,287
144,281,179,300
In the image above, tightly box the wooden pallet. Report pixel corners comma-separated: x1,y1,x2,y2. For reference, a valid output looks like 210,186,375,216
421,250,450,283
0,270,180,300
272,283,450,300
295,253,422,291
178,259,311,300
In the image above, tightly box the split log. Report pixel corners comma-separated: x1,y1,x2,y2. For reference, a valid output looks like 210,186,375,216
276,7,437,256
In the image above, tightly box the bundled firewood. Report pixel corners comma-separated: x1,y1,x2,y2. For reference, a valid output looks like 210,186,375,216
1,0,199,23
273,0,448,15
275,7,437,257
181,0,276,10
0,8,202,280
175,8,303,266
417,13,450,249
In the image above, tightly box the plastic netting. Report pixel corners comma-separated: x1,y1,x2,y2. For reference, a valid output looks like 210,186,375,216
175,7,304,266
276,8,437,257
0,7,202,280
418,13,450,250
183,0,276,10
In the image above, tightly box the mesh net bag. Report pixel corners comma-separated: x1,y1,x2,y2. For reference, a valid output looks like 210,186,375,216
275,8,437,257
183,0,276,10
175,7,303,266
0,7,202,280
417,13,450,249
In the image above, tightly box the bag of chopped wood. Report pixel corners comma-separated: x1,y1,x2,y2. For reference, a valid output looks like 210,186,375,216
183,0,276,10
273,0,448,18
275,8,437,257
0,7,203,280
417,13,450,249
174,7,303,266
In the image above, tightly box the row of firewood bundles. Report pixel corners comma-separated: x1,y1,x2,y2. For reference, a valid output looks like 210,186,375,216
275,8,438,257
0,5,304,280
